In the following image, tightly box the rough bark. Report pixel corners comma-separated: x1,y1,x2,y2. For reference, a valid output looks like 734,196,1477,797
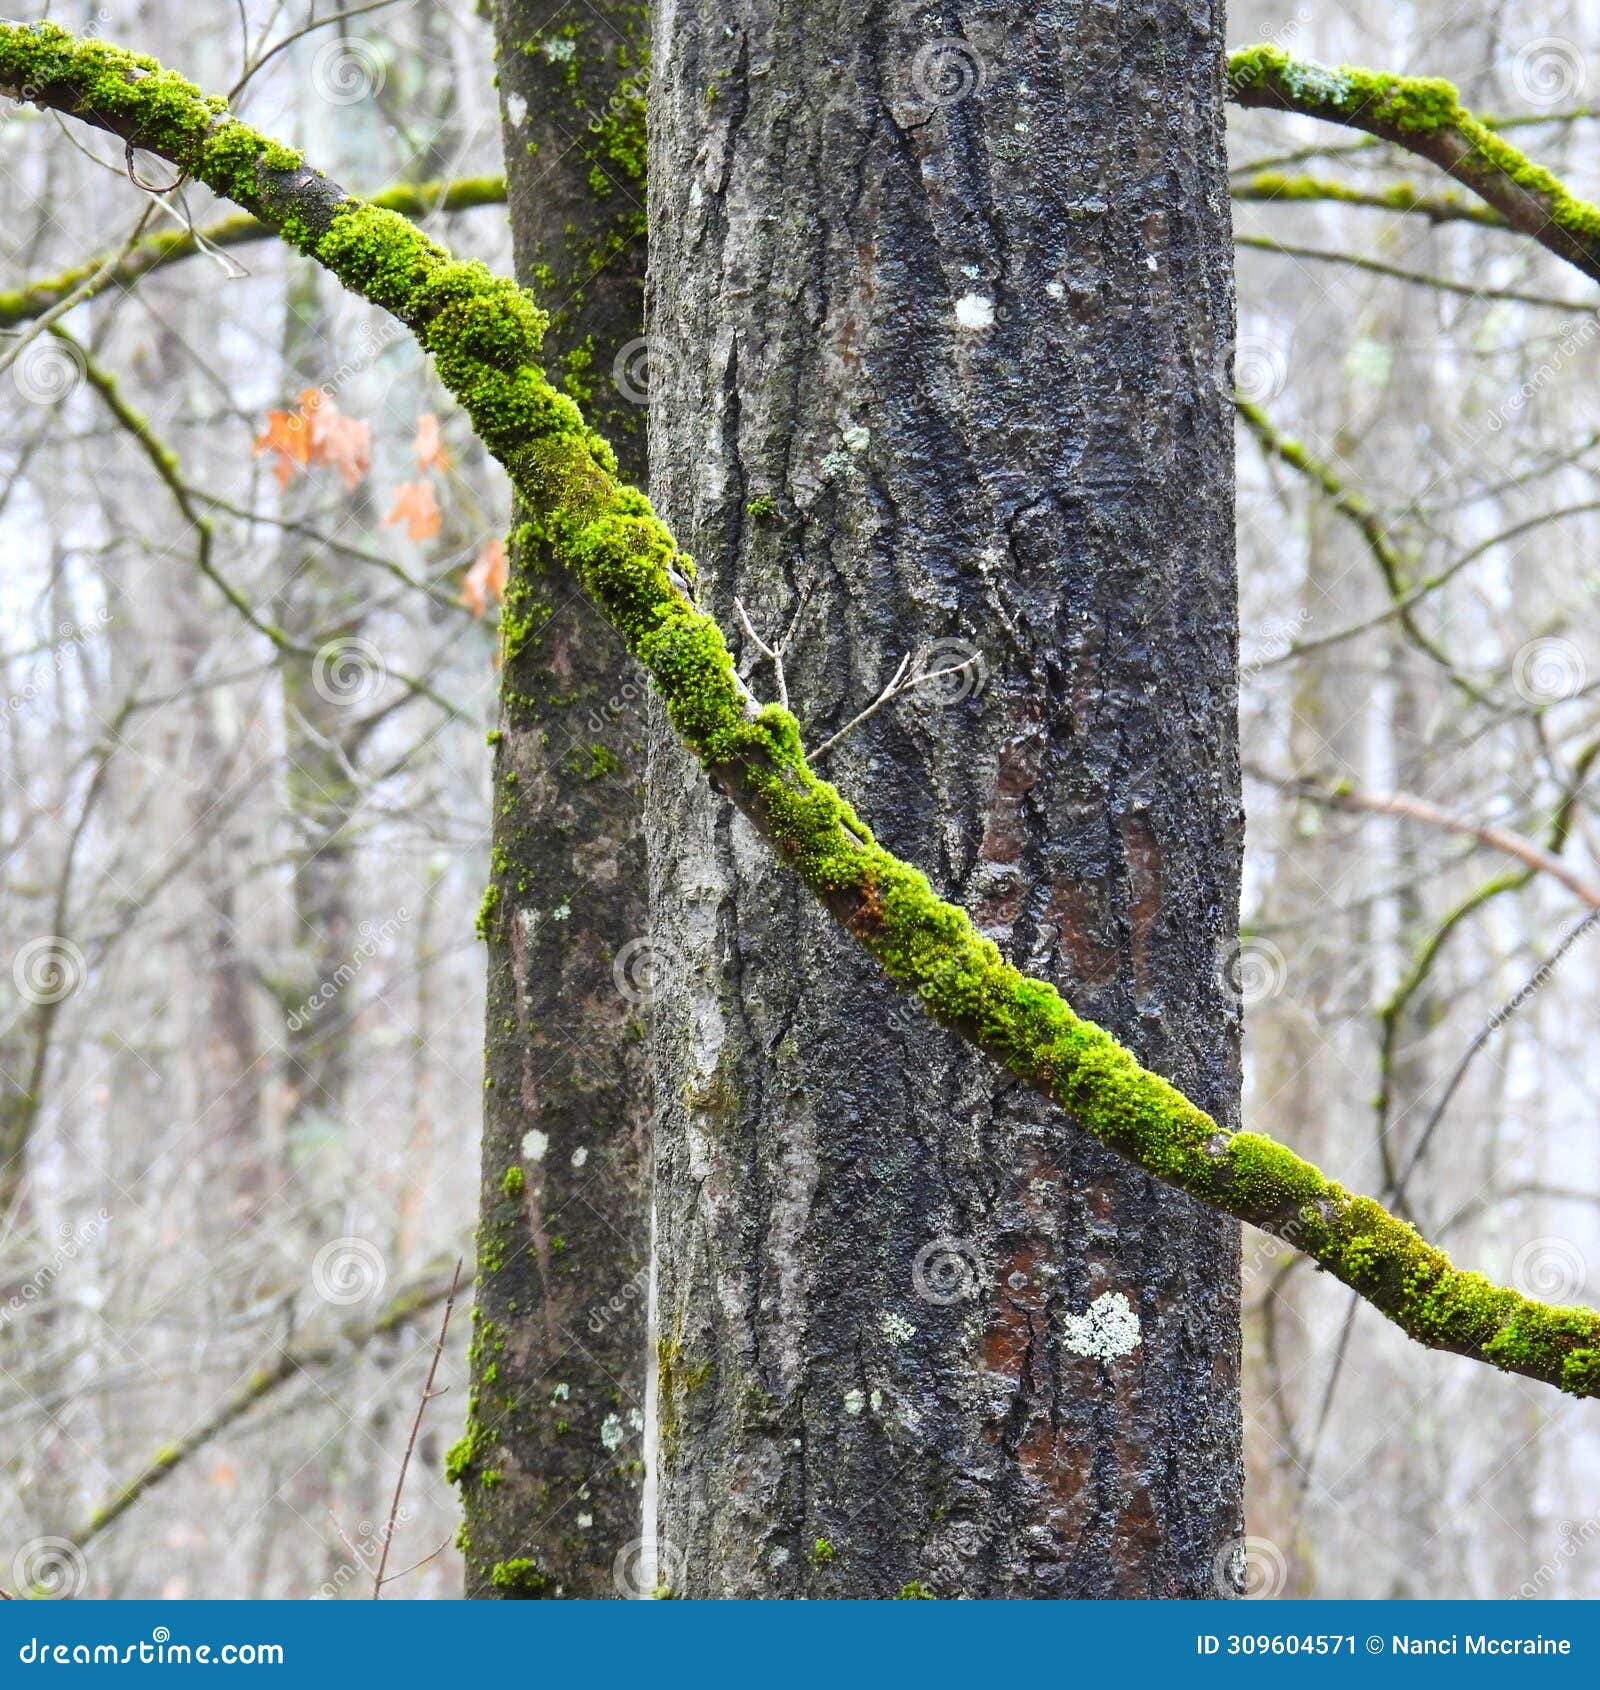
645,0,1244,1597
459,0,653,1599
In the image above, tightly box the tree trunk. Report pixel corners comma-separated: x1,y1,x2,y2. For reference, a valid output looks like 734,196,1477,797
459,0,653,1599
646,0,1243,1598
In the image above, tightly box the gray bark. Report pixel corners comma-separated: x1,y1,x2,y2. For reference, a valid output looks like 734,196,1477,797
461,0,654,1599
646,0,1243,1598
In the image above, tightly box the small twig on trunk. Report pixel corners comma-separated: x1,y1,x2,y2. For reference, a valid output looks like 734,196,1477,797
809,651,980,762
373,1258,462,1598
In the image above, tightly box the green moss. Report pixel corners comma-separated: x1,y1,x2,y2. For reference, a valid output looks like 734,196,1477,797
579,742,620,779
445,1421,491,1485
1227,45,1600,257
490,1557,548,1594
475,882,500,941
810,1538,834,1565
501,1165,525,1197
895,1580,936,1599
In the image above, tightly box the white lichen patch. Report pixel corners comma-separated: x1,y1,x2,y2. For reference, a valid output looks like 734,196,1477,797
954,293,995,331
1281,58,1354,104
551,1382,570,1402
769,1547,791,1569
542,36,577,62
521,1128,549,1163
571,1145,589,1168
880,1311,917,1345
505,92,527,127
842,425,871,453
577,1513,593,1529
1045,280,1066,301
869,1389,883,1412
1062,1290,1142,1361
600,1411,625,1450
843,1388,865,1416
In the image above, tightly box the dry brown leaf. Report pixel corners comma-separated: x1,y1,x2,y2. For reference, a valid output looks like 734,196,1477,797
385,479,442,541
461,537,508,616
413,412,449,474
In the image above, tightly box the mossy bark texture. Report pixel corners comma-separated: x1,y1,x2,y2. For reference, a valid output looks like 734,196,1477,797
461,0,652,1599
3,21,1597,1503
642,1,1244,1597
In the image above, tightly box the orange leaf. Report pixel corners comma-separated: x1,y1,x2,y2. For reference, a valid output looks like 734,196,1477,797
253,409,310,486
254,389,372,491
462,537,508,617
413,412,449,474
385,479,442,541
309,406,372,491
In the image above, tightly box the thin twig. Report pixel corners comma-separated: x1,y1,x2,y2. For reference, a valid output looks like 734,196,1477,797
373,1259,462,1598
809,653,979,762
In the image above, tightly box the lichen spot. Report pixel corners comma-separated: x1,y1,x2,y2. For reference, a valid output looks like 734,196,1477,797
506,92,527,126
880,1311,916,1345
577,1512,593,1529
600,1412,625,1450
842,425,870,453
1062,1290,1142,1361
954,293,995,331
521,1128,549,1163
542,36,576,62
843,1388,865,1416
572,1145,589,1168
1045,280,1066,301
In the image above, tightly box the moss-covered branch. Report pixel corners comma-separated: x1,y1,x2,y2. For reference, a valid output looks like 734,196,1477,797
5,22,1599,1399
1236,397,1493,702
75,1264,456,1548
1229,46,1600,284
1232,170,1507,227
0,174,506,328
